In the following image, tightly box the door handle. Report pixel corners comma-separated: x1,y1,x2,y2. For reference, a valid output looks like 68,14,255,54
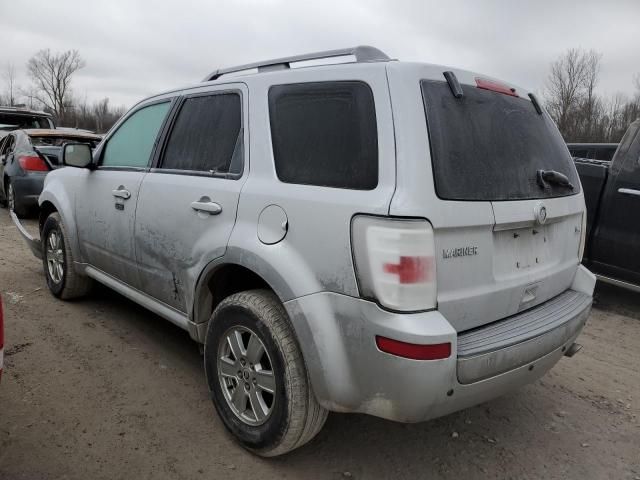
112,188,131,199
191,200,222,215
618,188,640,197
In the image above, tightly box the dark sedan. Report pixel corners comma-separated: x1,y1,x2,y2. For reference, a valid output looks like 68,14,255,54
0,129,101,217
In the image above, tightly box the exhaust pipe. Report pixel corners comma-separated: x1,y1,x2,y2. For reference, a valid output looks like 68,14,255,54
564,343,583,358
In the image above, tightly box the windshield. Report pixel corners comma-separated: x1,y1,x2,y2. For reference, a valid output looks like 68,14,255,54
0,113,53,130
421,80,580,201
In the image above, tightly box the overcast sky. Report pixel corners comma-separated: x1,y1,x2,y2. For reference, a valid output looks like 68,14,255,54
1,0,638,109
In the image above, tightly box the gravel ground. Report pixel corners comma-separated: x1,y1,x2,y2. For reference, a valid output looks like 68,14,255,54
0,208,638,480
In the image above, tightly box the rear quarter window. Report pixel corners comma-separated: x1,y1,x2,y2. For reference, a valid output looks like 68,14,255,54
268,81,378,190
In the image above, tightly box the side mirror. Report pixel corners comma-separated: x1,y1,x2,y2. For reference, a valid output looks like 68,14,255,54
62,143,93,169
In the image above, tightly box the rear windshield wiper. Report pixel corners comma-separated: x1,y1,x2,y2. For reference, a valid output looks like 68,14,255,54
537,169,574,190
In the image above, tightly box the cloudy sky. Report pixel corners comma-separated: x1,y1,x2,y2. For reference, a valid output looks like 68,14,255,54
1,0,638,109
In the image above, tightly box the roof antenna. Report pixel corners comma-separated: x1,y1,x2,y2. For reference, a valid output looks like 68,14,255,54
443,71,463,98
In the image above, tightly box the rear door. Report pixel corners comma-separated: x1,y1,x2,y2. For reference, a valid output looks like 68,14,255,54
387,64,584,332
590,122,640,283
134,85,247,312
75,100,172,286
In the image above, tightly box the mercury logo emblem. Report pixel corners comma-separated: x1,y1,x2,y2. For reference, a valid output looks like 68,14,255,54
534,203,547,225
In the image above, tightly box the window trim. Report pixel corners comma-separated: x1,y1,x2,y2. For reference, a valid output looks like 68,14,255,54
96,98,176,172
151,89,245,180
267,80,379,190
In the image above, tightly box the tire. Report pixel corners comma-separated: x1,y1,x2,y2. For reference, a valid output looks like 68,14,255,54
204,289,327,457
7,180,28,218
0,179,6,208
41,212,93,299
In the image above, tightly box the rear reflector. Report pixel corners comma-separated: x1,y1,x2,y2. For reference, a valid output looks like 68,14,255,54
376,336,451,360
18,155,49,171
475,77,518,97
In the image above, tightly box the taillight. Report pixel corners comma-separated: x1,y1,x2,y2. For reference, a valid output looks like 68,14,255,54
18,155,49,171
351,216,437,311
475,77,518,97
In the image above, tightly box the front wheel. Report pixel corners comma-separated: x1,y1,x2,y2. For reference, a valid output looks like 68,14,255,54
204,289,327,457
41,212,93,299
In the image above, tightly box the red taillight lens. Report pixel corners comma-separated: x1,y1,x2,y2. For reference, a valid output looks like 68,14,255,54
383,256,433,284
376,336,451,360
475,77,518,97
18,155,49,171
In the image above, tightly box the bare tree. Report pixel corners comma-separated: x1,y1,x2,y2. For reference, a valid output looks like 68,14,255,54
581,51,602,139
545,48,601,139
26,49,85,122
3,63,17,106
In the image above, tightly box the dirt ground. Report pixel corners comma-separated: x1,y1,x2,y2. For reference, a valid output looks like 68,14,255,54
0,208,638,480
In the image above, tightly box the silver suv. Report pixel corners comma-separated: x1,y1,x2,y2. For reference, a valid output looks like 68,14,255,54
13,46,596,456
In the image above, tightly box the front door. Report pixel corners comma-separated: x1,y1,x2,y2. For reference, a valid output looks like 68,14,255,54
75,101,172,287
135,87,247,311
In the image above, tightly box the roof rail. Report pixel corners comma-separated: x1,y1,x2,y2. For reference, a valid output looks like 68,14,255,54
203,45,391,82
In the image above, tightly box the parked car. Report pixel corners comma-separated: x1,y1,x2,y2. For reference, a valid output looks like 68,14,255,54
568,142,618,161
12,46,595,456
0,129,101,217
575,120,640,291
0,106,55,139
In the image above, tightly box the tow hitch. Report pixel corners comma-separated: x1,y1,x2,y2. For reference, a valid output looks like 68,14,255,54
564,342,583,358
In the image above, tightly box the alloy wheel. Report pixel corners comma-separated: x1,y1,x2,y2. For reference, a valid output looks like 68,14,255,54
217,326,276,426
7,183,15,211
45,230,64,284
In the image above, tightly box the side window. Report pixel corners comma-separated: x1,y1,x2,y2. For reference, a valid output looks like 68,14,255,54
3,135,15,154
101,102,171,168
160,93,242,174
268,81,378,190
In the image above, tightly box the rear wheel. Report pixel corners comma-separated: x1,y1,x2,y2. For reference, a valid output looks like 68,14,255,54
6,180,28,218
42,212,93,299
204,289,327,456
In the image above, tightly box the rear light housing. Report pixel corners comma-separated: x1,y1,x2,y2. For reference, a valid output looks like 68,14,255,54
18,155,49,172
351,216,437,311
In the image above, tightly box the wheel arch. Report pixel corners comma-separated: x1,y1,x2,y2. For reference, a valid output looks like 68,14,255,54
38,190,83,269
191,257,290,343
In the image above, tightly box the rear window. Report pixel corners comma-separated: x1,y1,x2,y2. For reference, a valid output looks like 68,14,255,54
0,113,51,130
421,80,580,201
29,136,99,148
268,81,378,190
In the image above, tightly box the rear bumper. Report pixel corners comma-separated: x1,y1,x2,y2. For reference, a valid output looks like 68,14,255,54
457,290,591,383
10,210,42,259
10,173,46,209
285,265,595,423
